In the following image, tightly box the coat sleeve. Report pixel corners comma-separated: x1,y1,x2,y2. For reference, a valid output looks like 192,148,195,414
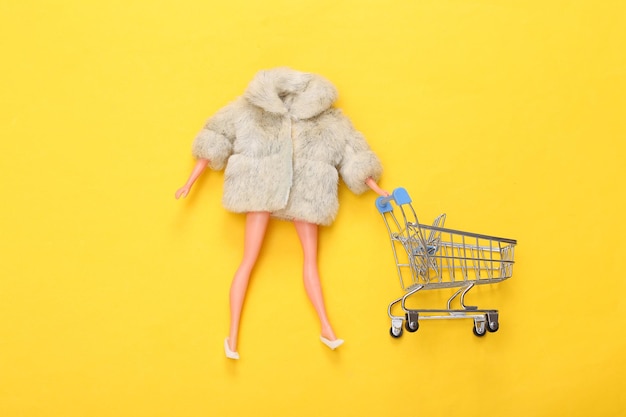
191,99,240,171
336,111,383,194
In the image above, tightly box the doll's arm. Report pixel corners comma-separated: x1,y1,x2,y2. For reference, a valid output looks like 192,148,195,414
176,100,240,199
334,110,384,195
175,158,209,199
365,177,390,197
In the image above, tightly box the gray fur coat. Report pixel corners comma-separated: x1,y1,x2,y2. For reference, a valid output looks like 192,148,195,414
191,67,383,226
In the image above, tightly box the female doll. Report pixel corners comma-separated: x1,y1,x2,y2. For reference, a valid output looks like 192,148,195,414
176,67,388,359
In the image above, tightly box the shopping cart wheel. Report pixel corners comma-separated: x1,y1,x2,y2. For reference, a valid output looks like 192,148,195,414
405,320,419,333
405,312,419,333
487,321,499,333
473,320,487,337
486,312,499,333
390,326,403,338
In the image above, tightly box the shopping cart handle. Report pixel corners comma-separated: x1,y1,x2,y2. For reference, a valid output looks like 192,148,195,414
375,187,412,213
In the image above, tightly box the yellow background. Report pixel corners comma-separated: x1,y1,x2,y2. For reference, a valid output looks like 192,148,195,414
1,0,625,416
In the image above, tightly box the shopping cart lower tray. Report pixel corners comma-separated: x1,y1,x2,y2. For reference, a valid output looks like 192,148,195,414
376,187,517,338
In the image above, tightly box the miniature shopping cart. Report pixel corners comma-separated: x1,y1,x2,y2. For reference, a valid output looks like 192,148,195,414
375,188,517,338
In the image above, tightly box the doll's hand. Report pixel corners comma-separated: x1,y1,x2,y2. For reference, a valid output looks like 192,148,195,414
175,185,191,199
365,177,390,197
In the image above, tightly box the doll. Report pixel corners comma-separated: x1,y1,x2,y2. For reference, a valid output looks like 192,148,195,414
176,67,388,359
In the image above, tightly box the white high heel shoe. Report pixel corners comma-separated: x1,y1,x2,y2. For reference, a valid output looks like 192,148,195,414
320,336,344,350
224,338,240,360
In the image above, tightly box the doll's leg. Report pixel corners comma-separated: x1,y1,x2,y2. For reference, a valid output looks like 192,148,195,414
293,220,342,347
227,211,271,354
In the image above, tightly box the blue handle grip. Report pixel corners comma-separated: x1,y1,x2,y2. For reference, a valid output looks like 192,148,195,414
375,187,412,213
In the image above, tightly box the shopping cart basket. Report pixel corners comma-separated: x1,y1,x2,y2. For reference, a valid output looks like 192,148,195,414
375,187,517,338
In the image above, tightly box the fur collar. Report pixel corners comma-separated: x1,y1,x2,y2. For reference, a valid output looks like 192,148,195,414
243,67,338,120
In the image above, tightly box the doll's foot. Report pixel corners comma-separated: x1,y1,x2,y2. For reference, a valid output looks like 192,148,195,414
224,338,239,360
320,336,344,350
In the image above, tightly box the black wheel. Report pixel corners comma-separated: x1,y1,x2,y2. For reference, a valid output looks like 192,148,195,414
487,321,499,333
473,324,487,337
390,326,403,338
405,319,419,333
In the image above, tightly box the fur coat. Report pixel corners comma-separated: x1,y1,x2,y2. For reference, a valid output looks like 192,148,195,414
191,67,383,226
